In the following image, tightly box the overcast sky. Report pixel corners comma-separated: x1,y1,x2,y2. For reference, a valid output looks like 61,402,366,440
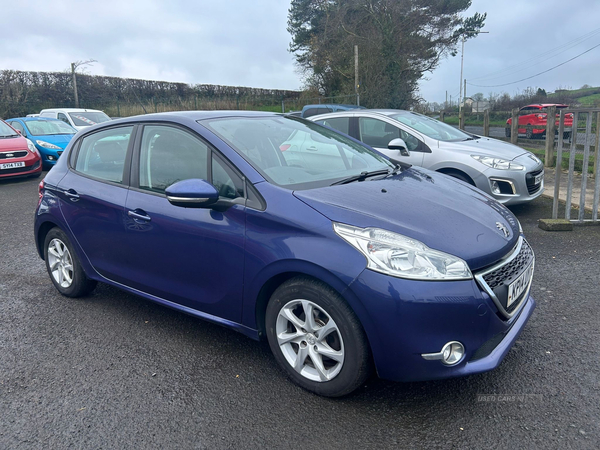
1,0,599,104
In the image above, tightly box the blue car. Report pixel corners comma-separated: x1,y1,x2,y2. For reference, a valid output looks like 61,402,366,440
35,111,536,397
6,117,76,169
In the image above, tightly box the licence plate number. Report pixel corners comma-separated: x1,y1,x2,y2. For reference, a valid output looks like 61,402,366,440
0,161,25,170
534,172,543,185
507,260,535,307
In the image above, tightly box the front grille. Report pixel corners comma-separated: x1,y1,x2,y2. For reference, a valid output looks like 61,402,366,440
0,160,40,175
475,237,534,318
0,150,28,159
526,168,543,195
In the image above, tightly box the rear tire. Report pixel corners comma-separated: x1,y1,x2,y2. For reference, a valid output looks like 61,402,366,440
265,276,372,397
525,125,534,139
44,228,97,297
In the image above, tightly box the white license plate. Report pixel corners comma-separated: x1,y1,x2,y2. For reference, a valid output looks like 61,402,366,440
534,172,544,185
0,161,25,170
507,260,535,307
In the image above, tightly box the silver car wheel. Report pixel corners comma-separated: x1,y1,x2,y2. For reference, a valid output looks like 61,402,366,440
275,299,345,382
47,238,74,288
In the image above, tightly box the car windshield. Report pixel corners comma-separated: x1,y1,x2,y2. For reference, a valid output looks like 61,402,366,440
68,112,111,126
202,116,395,190
390,111,472,142
0,120,19,138
25,120,76,136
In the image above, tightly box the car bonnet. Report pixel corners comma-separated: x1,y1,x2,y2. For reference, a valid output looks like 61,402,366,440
293,168,520,271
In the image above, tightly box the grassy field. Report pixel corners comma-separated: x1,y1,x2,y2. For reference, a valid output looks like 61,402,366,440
524,146,596,174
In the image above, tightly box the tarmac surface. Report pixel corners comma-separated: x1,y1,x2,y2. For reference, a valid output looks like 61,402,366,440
1,173,599,449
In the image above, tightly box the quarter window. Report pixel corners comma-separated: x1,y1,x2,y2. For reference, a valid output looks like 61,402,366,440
139,126,208,193
74,126,133,183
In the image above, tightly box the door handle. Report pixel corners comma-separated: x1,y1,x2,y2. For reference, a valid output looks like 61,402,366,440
64,189,79,201
128,209,152,222
306,146,318,152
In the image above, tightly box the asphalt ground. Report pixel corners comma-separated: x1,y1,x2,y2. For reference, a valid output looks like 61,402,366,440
1,173,599,449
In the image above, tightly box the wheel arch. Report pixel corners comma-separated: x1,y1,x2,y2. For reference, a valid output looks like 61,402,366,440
436,167,476,186
36,220,61,259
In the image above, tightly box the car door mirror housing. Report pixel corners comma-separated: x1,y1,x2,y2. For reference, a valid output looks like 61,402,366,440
165,179,219,208
388,138,410,157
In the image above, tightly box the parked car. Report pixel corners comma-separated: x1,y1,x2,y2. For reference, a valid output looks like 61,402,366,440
505,104,573,139
6,117,76,169
36,111,536,397
0,119,42,179
39,108,111,131
311,109,544,205
300,104,365,118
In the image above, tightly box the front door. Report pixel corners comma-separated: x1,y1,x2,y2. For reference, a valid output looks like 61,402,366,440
122,124,246,322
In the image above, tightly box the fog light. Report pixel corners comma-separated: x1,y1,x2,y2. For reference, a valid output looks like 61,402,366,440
422,341,465,366
491,180,500,194
47,155,56,161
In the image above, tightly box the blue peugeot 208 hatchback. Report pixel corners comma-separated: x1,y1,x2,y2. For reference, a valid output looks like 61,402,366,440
35,111,536,397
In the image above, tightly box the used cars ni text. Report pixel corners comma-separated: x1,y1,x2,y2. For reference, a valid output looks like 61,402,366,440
0,119,42,179
6,117,76,169
311,109,544,205
35,112,536,396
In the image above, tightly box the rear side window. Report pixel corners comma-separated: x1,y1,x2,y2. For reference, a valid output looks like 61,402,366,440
74,126,133,183
318,117,350,135
303,107,331,118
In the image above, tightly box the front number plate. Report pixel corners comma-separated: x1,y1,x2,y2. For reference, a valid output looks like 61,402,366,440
0,161,25,170
507,260,535,308
534,171,544,185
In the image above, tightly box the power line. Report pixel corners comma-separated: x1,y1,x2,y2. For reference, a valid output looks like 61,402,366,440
470,26,600,82
467,41,600,88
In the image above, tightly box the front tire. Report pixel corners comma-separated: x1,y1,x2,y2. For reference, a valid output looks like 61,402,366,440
44,228,97,297
265,277,372,397
525,125,534,139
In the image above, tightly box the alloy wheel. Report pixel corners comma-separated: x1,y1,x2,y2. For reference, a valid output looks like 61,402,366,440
47,238,74,288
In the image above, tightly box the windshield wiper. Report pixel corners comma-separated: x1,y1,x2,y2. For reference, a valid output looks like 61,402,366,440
0,134,18,138
331,167,397,186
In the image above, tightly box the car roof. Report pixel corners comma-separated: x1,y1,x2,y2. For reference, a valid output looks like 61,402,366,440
40,108,105,113
523,104,568,108
110,110,282,124
8,117,65,122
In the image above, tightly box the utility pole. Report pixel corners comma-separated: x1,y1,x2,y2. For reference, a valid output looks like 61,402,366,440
464,79,467,104
354,45,360,106
70,59,96,108
71,63,79,108
445,91,448,109
458,30,488,113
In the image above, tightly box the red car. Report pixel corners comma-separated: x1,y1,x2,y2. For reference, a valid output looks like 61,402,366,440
0,119,42,179
506,104,573,139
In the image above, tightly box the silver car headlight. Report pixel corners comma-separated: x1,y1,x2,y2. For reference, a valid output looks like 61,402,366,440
333,223,472,281
36,140,62,149
471,155,524,171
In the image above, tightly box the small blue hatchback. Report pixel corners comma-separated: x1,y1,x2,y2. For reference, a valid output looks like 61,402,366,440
35,111,536,396
6,117,76,169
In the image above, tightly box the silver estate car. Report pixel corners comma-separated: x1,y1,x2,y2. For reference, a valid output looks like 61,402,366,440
309,109,544,205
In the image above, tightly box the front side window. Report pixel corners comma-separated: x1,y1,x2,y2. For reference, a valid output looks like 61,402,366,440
202,116,394,190
212,154,244,199
139,126,208,193
74,126,133,183
359,117,400,148
390,111,471,142
57,113,70,124
8,121,24,134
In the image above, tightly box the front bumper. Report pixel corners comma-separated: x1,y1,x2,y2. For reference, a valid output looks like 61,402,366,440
347,269,536,382
473,165,544,205
0,155,42,179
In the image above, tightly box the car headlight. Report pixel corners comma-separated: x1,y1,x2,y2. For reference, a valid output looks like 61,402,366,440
471,155,524,171
333,223,472,280
36,140,62,150
26,139,41,157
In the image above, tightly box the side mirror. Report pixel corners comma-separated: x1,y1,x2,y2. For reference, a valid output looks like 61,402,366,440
388,138,410,157
165,179,219,208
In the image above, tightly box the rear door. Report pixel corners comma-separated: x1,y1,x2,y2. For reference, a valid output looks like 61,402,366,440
57,125,136,282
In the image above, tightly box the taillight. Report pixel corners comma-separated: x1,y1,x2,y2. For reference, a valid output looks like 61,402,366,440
279,144,291,152
537,114,546,119
38,180,44,206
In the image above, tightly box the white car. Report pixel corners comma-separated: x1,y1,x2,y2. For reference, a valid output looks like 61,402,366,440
310,109,544,205
39,108,111,131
